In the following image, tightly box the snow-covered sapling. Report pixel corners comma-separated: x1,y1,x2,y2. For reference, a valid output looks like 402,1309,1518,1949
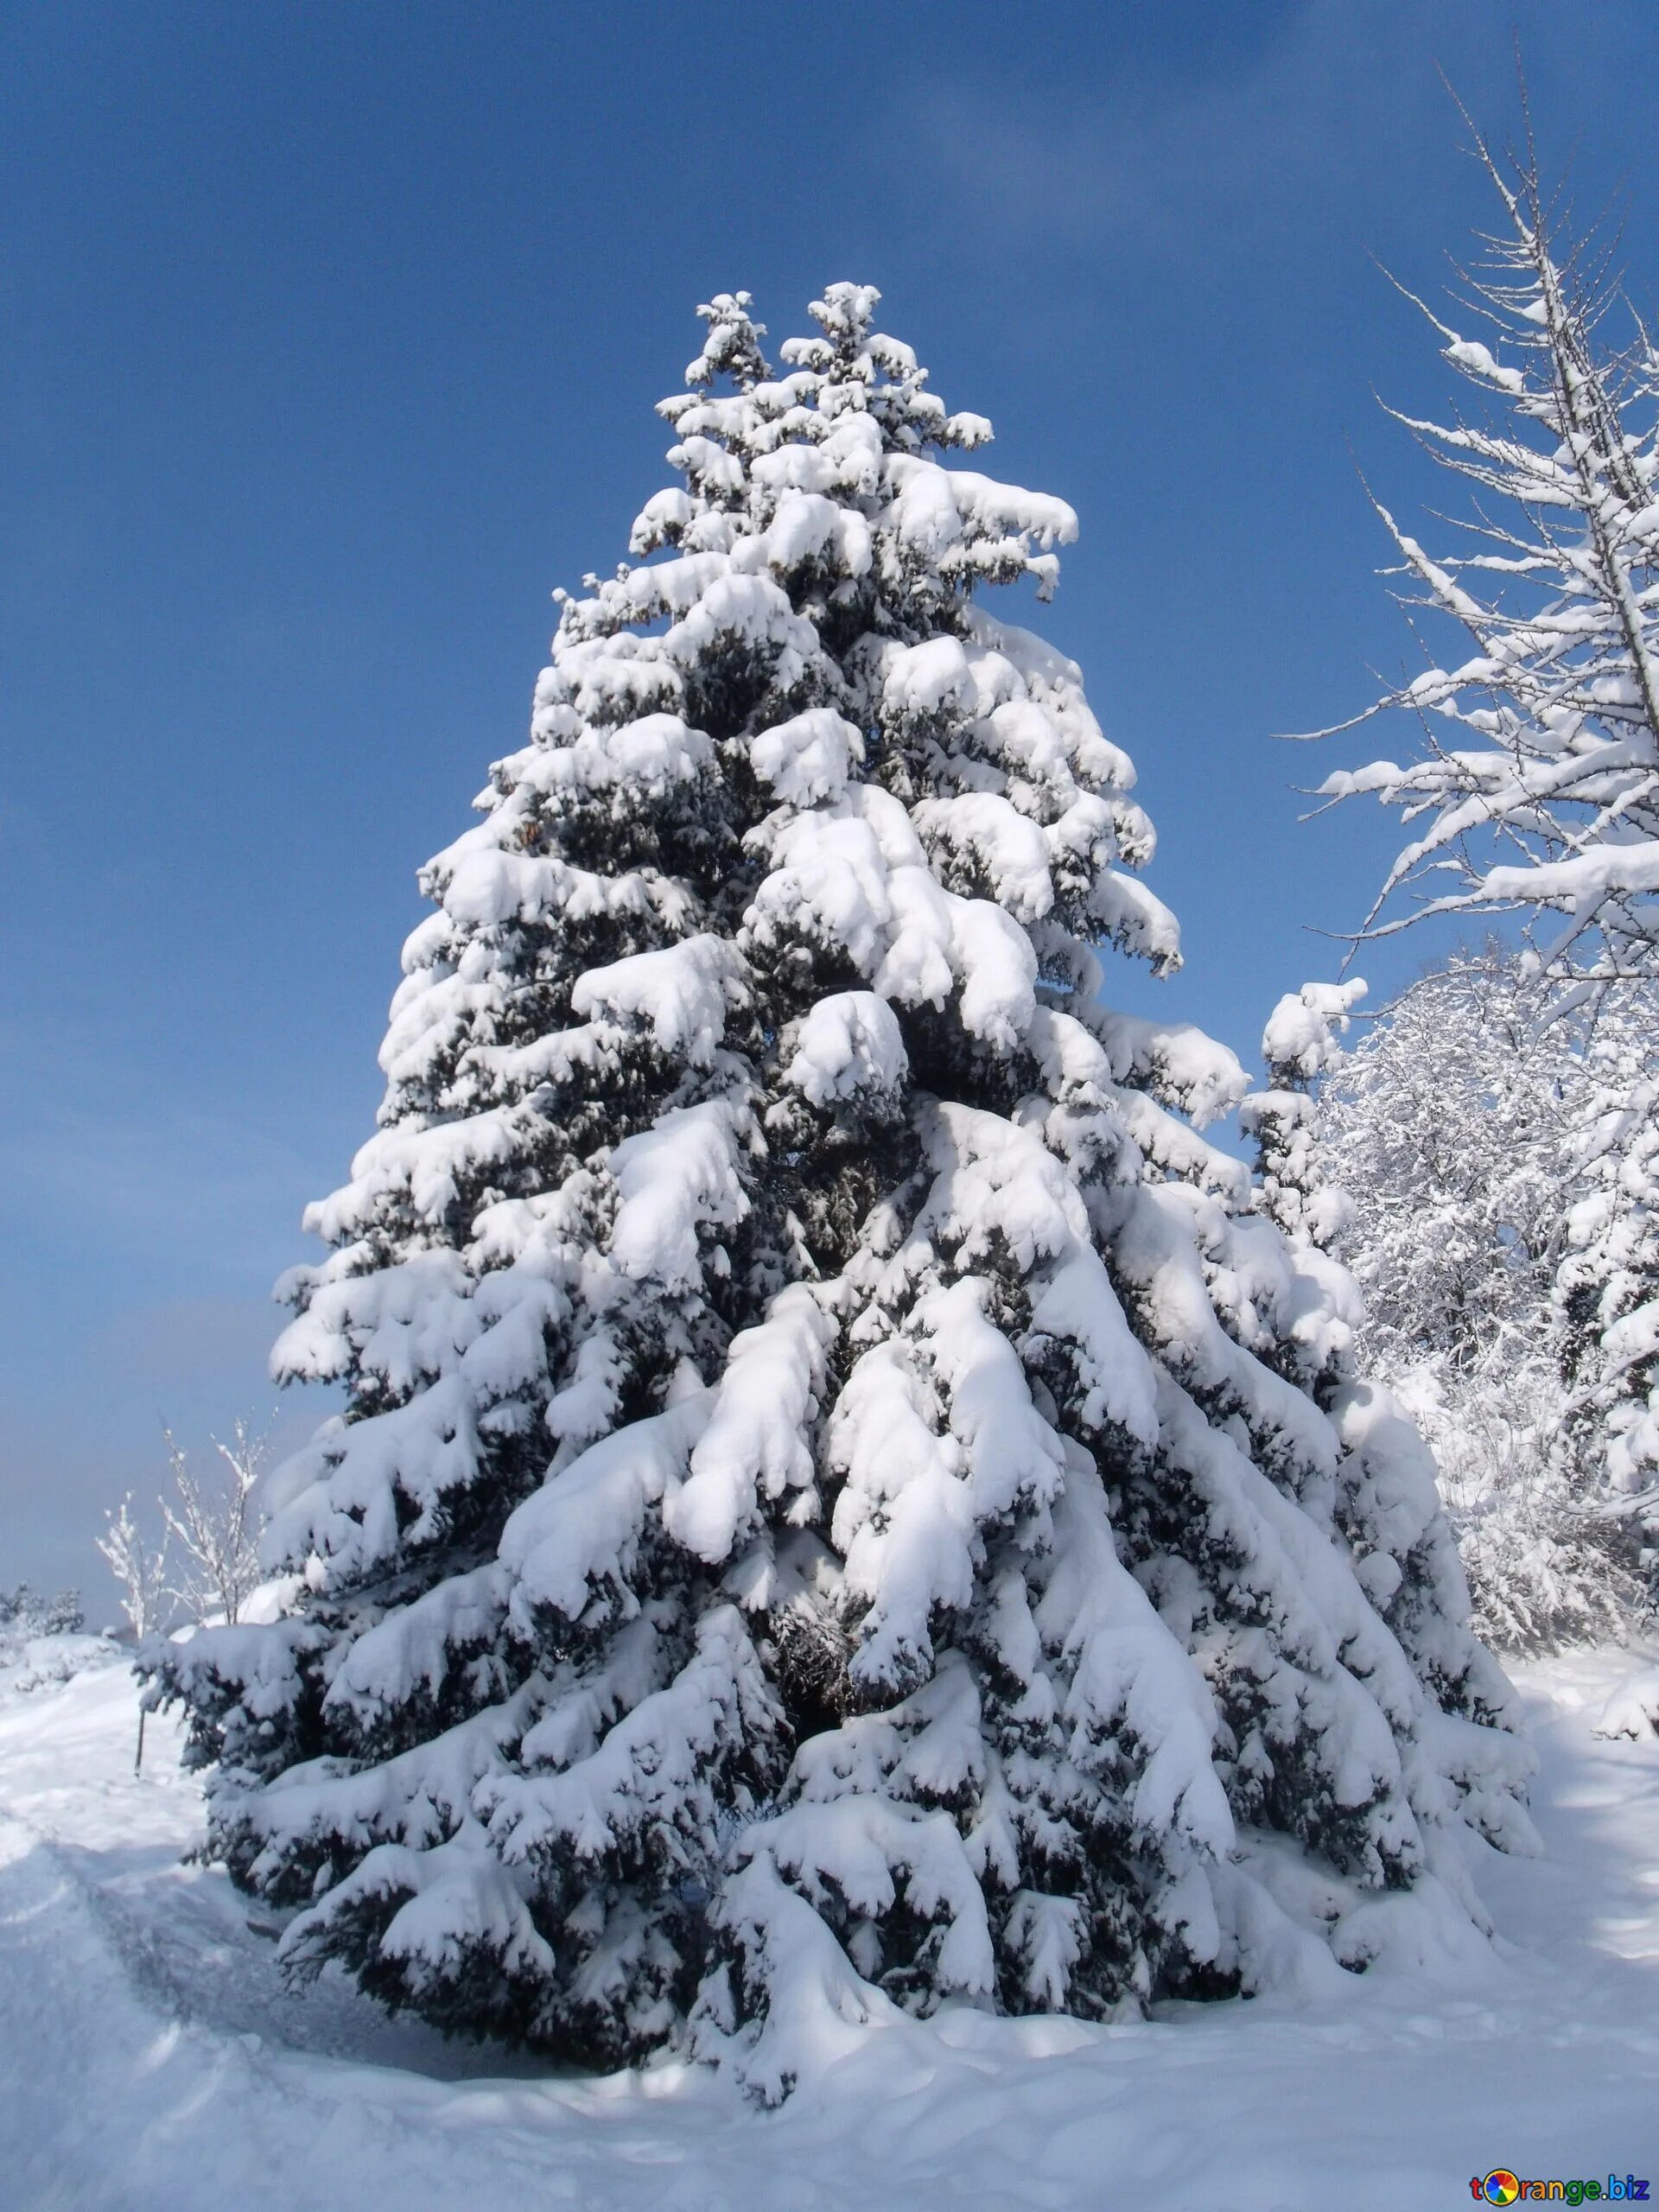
162,1418,268,1629
97,1495,171,1770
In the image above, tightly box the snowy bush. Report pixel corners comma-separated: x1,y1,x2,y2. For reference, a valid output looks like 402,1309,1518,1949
1593,1664,1659,1739
0,1583,111,1703
151,283,1534,2094
1398,1361,1643,1656
0,1584,84,1647
1321,949,1656,1651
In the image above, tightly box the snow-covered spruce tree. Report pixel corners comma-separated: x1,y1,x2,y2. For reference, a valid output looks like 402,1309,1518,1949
151,284,1531,2096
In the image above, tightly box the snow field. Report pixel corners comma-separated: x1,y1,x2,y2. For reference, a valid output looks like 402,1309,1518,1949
1,1647,1654,2212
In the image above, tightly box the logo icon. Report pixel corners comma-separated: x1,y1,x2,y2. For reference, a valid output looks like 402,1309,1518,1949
1482,2177,1522,2208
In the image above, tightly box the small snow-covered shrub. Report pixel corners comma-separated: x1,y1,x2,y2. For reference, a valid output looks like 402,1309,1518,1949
1593,1666,1659,1739
0,1583,84,1650
0,1585,112,1703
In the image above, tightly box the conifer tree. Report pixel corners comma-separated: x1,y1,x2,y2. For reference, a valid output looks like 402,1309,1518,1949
153,284,1533,2097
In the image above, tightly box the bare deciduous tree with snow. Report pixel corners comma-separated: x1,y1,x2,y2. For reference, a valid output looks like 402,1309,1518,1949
162,1419,269,1628
1310,124,1659,986
1307,112,1659,1554
1555,1023,1659,1542
98,1496,171,1643
1323,948,1578,1378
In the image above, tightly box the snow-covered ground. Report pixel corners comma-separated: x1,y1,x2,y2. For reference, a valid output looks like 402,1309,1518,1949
1,1644,1655,2212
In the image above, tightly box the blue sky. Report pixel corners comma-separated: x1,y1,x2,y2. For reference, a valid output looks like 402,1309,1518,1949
5,1,1659,1596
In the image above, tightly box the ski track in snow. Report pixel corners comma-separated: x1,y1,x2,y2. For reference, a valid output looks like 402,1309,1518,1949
0,1649,1655,2212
